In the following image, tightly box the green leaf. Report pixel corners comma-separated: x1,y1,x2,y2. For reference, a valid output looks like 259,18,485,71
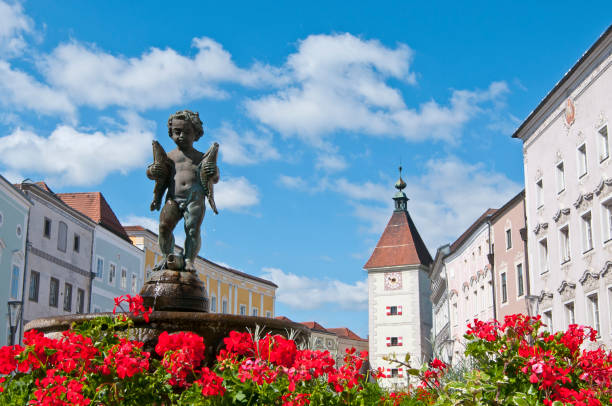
511,394,529,406
407,368,420,376
404,353,411,362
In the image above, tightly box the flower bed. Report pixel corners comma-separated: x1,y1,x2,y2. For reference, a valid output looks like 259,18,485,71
0,296,610,405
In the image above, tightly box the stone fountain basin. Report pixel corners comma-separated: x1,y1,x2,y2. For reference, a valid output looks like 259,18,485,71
25,311,310,366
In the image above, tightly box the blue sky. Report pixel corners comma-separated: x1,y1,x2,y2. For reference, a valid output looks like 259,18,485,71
0,0,610,337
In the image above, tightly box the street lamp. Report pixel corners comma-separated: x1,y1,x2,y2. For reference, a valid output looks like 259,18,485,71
7,300,23,346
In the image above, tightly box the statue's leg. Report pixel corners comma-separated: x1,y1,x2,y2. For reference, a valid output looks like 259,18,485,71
183,198,205,272
156,199,181,270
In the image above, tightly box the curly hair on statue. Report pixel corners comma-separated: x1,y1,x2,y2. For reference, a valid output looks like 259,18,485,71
167,110,204,141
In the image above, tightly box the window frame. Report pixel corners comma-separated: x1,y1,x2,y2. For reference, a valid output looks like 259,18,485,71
500,272,508,304
598,124,609,163
76,288,85,314
581,210,593,253
210,295,217,313
109,263,116,285
538,238,549,274
43,217,52,239
73,234,80,252
95,257,104,279
505,228,512,250
556,161,565,194
536,179,544,208
543,309,553,333
49,277,59,308
516,263,524,298
563,300,575,329
10,264,20,300
63,282,72,312
121,267,127,290
57,221,68,252
586,293,600,335
601,198,612,244
577,143,588,178
29,270,40,302
558,223,571,264
252,308,258,316
239,304,247,315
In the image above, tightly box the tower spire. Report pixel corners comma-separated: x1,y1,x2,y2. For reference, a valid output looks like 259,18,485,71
393,166,408,212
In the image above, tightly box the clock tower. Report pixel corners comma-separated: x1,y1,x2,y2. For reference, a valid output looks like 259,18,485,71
364,168,433,386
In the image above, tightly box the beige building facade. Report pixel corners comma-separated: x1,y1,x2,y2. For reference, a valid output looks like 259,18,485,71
125,226,276,318
514,26,612,347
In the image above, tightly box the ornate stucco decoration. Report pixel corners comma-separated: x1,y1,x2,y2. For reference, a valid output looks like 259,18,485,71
462,282,469,293
573,193,593,210
449,289,458,300
557,280,576,301
600,261,612,283
594,111,607,129
535,168,543,180
564,98,575,127
469,275,476,286
538,290,553,309
533,222,549,235
593,177,612,197
552,208,571,223
579,270,600,292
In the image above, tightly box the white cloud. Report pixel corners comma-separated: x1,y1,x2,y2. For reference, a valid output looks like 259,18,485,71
315,153,347,172
336,156,521,249
217,124,280,165
0,113,153,186
0,0,33,56
246,33,509,146
0,61,76,117
38,37,282,110
214,176,260,211
277,175,307,190
260,267,367,310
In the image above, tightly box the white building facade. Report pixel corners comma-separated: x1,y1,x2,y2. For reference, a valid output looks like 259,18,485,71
444,210,496,363
17,183,95,330
514,25,612,347
365,175,433,387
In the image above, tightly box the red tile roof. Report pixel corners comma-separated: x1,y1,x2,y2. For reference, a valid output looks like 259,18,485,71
57,192,130,241
364,210,432,269
326,327,367,342
274,316,293,322
300,321,328,332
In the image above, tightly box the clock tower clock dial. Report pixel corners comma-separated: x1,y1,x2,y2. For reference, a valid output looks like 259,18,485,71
384,272,402,290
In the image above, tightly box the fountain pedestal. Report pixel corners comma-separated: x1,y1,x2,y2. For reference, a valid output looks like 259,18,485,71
140,269,209,312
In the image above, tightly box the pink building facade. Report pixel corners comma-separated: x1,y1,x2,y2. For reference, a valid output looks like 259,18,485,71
491,191,530,320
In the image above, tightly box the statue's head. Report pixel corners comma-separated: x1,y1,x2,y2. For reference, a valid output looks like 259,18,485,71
167,110,204,141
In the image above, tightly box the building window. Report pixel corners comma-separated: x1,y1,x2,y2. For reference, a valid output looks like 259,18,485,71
388,306,398,315
131,274,137,293
390,337,398,346
210,296,217,312
581,211,593,252
121,268,127,289
564,301,575,328
222,299,228,314
57,221,67,252
266,311,271,318
587,293,600,334
73,234,80,252
29,271,40,302
109,264,116,285
10,265,20,299
96,257,103,279
505,229,512,250
599,125,609,162
536,179,544,208
63,283,72,312
538,238,548,273
49,278,59,307
16,225,22,238
500,272,507,303
43,218,51,238
516,263,524,297
76,289,85,314
390,368,399,378
577,144,587,177
0,211,3,226
543,310,553,333
602,199,612,243
556,161,565,193
559,225,570,263
239,304,246,315
252,308,258,316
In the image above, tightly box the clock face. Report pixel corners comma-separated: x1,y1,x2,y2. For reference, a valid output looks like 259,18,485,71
384,272,402,290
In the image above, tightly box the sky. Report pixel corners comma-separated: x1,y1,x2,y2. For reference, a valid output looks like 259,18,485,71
0,0,610,338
